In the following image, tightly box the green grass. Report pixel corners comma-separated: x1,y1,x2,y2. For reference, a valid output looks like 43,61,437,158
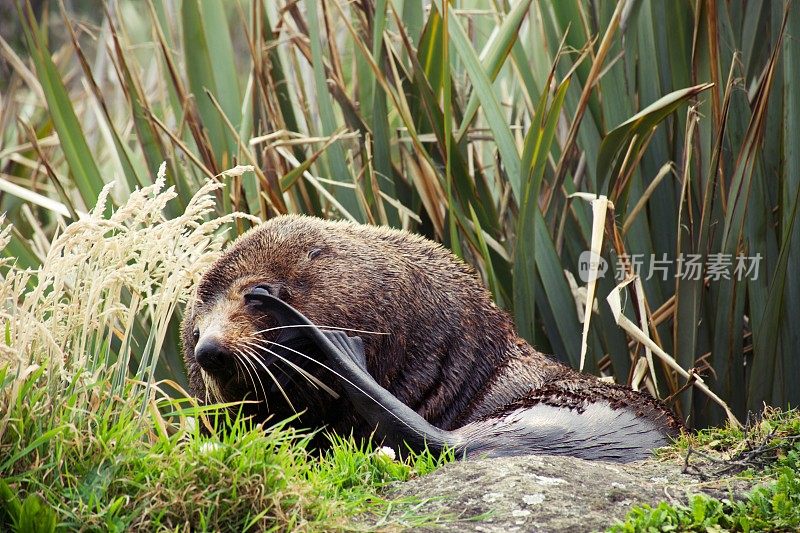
0,364,454,532
610,474,800,533
0,366,452,531
610,408,800,533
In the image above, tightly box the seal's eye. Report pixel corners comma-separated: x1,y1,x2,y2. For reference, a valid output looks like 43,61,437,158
192,327,200,343
308,248,323,260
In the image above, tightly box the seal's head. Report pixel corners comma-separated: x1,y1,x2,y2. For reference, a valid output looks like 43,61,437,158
181,215,517,433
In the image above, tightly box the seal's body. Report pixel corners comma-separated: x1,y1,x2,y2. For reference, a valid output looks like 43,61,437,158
181,216,680,461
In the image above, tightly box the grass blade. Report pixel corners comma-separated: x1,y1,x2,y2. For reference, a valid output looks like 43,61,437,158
18,0,105,210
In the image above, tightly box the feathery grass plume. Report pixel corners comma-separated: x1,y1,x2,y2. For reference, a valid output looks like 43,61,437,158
0,162,245,435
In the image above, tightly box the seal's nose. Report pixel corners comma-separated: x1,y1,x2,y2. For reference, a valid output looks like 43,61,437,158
194,337,229,372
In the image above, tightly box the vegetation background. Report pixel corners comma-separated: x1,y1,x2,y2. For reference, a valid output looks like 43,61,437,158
1,0,799,529
5,0,795,427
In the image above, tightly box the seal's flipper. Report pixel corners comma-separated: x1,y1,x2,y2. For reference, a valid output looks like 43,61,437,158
320,330,458,454
324,331,368,374
244,288,458,454
453,401,669,461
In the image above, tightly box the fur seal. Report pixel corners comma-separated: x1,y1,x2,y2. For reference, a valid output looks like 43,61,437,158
181,215,681,462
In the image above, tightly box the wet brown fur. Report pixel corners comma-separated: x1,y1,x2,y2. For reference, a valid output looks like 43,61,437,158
181,215,680,440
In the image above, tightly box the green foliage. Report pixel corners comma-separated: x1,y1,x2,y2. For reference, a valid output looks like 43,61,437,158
319,434,455,493
610,469,800,533
667,407,800,474
0,481,58,533
613,408,800,532
0,369,450,531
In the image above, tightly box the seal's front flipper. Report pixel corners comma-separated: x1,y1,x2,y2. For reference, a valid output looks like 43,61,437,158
317,329,456,454
244,288,458,455
323,331,368,374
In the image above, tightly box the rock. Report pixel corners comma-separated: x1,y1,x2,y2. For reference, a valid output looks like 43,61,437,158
382,454,760,532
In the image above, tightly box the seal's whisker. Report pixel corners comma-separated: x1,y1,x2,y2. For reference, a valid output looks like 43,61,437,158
243,337,339,378
230,352,245,387
200,369,216,404
271,360,312,401
242,338,340,398
241,340,319,390
240,337,335,395
234,351,263,405
252,323,389,337
236,348,269,407
240,345,297,412
247,337,429,439
232,349,256,397
250,343,341,402
200,368,227,409
235,348,270,407
232,349,263,403
231,351,244,383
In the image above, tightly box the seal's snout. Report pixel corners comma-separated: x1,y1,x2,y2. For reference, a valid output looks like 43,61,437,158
194,337,231,373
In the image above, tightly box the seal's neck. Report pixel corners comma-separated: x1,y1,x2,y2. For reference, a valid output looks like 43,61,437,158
454,338,569,425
